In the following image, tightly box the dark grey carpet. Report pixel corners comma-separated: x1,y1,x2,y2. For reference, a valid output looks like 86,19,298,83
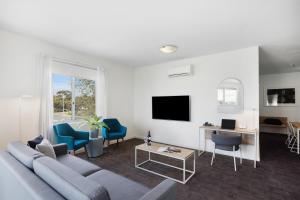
78,133,300,200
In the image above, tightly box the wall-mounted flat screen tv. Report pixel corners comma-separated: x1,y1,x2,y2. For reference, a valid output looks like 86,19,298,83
152,96,190,121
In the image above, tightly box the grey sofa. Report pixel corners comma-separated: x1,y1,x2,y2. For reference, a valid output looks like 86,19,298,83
0,141,176,200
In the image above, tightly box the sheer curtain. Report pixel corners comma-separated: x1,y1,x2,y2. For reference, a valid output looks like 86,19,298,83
96,67,107,118
38,55,54,142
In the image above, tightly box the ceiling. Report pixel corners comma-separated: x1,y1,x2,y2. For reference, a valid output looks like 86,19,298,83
0,0,299,73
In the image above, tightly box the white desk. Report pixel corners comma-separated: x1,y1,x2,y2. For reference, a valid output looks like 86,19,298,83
198,126,258,168
291,122,300,154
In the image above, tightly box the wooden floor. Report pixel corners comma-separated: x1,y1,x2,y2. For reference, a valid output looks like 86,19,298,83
78,133,300,200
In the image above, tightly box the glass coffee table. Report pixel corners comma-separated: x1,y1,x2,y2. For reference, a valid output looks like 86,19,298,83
135,142,195,184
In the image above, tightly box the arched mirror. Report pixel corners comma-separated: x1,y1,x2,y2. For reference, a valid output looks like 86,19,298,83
217,78,244,113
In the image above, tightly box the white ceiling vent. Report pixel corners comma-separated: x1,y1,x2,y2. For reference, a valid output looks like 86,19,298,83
168,65,192,77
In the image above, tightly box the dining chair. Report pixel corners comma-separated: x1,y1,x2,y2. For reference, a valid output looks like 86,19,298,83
287,122,297,152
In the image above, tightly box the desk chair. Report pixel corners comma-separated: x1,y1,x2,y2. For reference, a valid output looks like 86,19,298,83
211,132,242,171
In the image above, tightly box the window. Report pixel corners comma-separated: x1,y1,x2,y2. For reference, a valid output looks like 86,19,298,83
218,88,238,105
217,78,243,114
53,74,95,130
224,88,238,105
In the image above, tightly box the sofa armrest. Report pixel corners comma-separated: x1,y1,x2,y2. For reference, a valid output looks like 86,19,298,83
57,136,74,150
120,125,127,135
102,127,109,139
139,179,176,200
53,143,68,156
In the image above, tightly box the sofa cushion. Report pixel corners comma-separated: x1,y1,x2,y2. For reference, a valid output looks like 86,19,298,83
87,169,149,200
36,139,56,159
0,151,65,200
264,118,283,125
106,132,126,140
33,157,110,200
53,143,68,156
8,141,43,169
74,139,89,149
27,135,43,149
56,154,101,176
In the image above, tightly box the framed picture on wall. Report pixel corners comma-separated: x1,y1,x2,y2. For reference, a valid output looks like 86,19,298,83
264,87,296,106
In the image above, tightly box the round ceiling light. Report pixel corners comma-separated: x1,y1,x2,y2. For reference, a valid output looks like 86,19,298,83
160,45,177,54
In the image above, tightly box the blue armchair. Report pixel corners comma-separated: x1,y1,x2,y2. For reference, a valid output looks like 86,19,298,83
102,118,127,146
53,123,89,152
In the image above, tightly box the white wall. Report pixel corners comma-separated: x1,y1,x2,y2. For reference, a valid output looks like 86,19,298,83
134,47,260,160
0,29,135,149
260,72,300,121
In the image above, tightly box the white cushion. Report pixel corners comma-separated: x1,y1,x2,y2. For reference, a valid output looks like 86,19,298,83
37,139,56,159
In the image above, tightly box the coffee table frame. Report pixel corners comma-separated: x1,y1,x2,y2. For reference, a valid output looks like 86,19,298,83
135,143,195,184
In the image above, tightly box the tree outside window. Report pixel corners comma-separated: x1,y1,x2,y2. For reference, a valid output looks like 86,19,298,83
53,74,95,130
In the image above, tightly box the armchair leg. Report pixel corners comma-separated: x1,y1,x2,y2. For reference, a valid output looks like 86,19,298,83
122,138,124,142
103,138,106,144
117,139,119,145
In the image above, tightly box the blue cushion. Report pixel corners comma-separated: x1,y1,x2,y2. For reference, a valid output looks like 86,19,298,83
74,140,88,149
103,119,120,132
107,132,126,140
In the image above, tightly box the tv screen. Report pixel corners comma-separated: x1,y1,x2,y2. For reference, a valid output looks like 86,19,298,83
152,96,190,121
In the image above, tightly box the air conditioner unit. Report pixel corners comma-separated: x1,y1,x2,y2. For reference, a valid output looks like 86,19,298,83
168,65,192,77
